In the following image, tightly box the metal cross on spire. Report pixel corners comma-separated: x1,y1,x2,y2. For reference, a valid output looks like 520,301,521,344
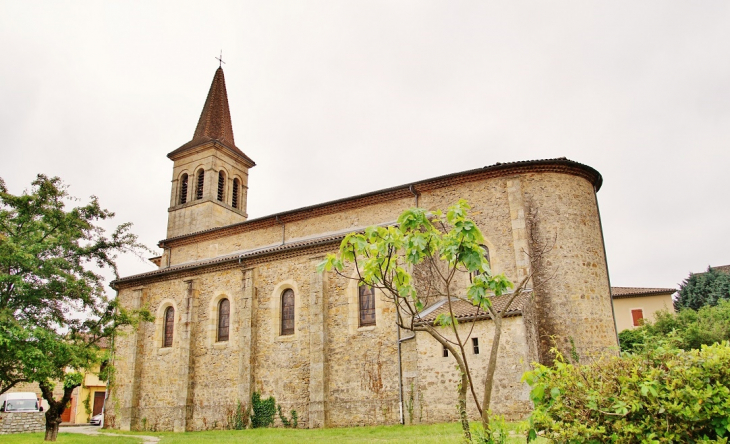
215,50,226,68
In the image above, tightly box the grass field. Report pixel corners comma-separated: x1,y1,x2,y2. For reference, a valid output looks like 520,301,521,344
3,422,546,443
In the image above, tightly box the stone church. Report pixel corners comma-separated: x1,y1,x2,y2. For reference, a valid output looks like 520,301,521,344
107,67,618,432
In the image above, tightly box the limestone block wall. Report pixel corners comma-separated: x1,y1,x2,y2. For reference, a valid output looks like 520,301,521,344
520,173,618,362
411,316,532,424
0,412,45,435
110,163,616,431
323,268,401,427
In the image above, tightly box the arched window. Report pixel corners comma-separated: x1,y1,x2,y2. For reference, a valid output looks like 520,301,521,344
231,178,240,209
359,285,376,326
179,174,188,205
217,171,226,202
218,298,230,342
195,169,204,200
471,244,491,282
163,307,174,347
281,289,295,335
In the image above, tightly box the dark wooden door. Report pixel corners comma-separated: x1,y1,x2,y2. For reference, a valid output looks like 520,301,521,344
92,392,105,416
60,397,73,423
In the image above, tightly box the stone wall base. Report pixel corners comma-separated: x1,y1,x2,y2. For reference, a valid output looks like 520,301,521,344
0,412,45,434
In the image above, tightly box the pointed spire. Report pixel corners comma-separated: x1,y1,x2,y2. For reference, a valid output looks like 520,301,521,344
192,67,235,147
168,67,255,167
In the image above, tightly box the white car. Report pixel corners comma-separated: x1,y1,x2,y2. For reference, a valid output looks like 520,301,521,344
90,413,103,426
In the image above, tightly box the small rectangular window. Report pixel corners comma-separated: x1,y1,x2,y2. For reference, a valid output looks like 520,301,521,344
472,337,480,355
442,345,449,358
631,309,644,327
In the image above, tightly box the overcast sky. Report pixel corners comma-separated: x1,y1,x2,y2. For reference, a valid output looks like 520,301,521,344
1,1,729,291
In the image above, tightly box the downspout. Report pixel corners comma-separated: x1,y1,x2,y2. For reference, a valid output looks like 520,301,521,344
409,185,420,207
397,324,416,425
593,185,620,352
275,215,285,245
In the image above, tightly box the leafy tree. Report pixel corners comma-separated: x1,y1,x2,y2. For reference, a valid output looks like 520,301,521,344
675,266,730,310
0,175,151,441
318,200,533,442
619,300,730,353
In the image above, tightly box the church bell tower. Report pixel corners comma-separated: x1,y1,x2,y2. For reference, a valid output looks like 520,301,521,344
165,67,255,239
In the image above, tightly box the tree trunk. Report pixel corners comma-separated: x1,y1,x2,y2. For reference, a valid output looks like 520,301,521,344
481,315,503,435
44,412,61,441
39,380,78,442
458,368,472,443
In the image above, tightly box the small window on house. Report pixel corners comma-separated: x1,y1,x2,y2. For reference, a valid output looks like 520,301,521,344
472,337,480,355
631,309,644,327
443,345,449,358
232,178,240,209
359,285,376,327
163,307,174,347
281,289,295,335
217,171,225,202
179,174,188,204
195,169,204,200
218,298,230,342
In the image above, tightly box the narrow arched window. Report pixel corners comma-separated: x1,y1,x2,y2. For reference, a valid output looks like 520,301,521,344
359,285,376,327
231,178,240,209
471,244,491,282
179,174,188,205
218,298,230,342
281,289,295,335
195,169,205,200
482,244,490,265
163,307,174,347
217,171,225,202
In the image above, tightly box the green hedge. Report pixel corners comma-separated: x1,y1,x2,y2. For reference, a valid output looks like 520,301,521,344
524,342,730,443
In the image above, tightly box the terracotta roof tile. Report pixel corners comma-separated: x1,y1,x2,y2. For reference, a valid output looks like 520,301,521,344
167,68,255,166
611,287,676,299
417,291,530,325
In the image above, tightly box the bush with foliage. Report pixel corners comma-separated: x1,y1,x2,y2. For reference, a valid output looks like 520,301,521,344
524,342,730,443
619,300,730,353
250,392,276,428
676,266,730,310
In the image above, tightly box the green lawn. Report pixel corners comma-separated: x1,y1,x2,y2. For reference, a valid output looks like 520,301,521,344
0,433,140,444
3,422,546,443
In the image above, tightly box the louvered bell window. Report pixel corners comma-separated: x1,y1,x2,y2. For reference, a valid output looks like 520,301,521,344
217,171,225,202
179,174,188,204
232,178,240,209
196,169,204,200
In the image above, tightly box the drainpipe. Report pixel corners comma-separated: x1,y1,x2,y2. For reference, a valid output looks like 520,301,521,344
397,324,416,425
275,215,285,245
409,185,420,207
593,186,620,352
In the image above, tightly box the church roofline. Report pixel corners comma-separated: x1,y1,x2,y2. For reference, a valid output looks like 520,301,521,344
157,157,602,249
112,221,395,289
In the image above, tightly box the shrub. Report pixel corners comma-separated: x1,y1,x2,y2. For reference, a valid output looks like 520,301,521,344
277,404,298,428
226,400,248,430
250,392,276,428
620,300,730,353
524,342,730,443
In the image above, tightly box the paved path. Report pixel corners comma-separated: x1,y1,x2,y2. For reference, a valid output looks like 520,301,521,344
60,426,160,443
